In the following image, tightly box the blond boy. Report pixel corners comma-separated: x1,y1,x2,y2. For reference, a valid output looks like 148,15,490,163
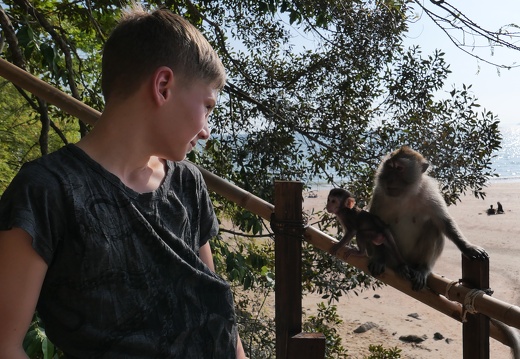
0,5,245,358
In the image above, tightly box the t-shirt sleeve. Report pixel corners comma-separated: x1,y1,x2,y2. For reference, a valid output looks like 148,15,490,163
195,169,219,247
0,162,65,264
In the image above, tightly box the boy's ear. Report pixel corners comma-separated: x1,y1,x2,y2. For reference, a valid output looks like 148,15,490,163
152,66,174,104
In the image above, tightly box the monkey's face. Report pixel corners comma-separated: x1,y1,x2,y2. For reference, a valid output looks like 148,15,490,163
326,189,353,213
326,195,341,214
381,158,407,197
379,153,426,197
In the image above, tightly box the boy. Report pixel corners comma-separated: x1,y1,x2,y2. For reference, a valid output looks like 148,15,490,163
0,5,246,358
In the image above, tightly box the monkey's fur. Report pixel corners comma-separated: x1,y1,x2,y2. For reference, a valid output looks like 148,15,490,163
368,146,488,290
368,146,520,358
326,188,406,275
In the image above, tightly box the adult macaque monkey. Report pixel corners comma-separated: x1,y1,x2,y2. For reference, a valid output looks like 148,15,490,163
368,146,489,291
326,188,407,276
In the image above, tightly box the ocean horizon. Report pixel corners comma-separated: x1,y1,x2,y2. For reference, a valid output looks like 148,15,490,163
492,124,520,183
305,124,520,189
201,123,520,186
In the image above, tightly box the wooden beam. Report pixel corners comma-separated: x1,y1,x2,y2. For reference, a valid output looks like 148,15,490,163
0,58,100,125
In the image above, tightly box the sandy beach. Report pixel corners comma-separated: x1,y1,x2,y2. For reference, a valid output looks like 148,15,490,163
299,181,520,359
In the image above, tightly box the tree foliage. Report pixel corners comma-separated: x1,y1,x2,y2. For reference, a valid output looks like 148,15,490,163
0,0,504,356
0,0,502,212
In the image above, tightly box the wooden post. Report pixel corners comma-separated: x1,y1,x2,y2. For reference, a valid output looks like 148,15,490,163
274,181,304,359
273,181,325,359
287,333,326,358
462,255,490,359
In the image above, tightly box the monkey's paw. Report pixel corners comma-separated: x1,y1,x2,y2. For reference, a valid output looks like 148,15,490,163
408,270,428,291
368,260,386,277
395,264,411,280
463,245,489,260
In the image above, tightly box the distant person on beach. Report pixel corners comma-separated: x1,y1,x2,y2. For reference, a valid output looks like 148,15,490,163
487,205,496,215
497,201,505,214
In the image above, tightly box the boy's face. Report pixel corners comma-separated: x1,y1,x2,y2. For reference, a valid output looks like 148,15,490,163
159,78,218,161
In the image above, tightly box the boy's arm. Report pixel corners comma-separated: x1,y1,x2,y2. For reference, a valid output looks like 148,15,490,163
199,242,248,359
199,242,215,271
0,228,48,358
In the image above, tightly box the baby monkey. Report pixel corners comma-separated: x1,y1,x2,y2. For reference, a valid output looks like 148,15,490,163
326,188,406,275
326,188,360,254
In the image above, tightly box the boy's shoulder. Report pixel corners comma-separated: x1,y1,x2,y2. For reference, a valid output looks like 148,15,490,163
17,144,70,171
13,148,208,195
168,160,204,181
17,145,86,180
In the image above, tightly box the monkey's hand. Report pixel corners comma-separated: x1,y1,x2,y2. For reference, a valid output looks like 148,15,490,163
395,264,411,281
330,243,360,259
368,258,386,277
408,268,429,291
461,244,489,260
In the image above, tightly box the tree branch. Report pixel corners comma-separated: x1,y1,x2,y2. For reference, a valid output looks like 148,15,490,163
412,0,520,68
219,227,273,238
14,0,89,135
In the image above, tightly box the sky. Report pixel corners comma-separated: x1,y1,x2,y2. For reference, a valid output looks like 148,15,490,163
403,1,520,128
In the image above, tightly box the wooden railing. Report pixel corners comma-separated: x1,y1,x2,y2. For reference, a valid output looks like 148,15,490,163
213,177,519,359
196,137,520,359
2,57,520,359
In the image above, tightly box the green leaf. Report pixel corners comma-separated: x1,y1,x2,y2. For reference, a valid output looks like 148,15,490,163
42,337,55,359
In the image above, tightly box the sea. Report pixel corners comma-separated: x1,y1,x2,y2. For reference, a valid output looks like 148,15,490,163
306,124,520,190
203,124,520,184
492,124,520,182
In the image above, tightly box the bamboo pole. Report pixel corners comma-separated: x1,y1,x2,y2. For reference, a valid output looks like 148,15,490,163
195,165,274,220
306,221,520,346
0,58,100,125
1,56,519,349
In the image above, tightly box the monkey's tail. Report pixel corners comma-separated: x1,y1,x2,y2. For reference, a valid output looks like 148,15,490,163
491,318,520,359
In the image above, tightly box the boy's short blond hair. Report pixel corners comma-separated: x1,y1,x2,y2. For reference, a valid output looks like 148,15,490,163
101,5,226,101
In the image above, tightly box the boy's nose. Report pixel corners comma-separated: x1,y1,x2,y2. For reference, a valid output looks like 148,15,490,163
198,123,210,140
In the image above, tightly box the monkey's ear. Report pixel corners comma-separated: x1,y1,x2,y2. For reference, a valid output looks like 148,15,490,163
346,197,356,208
421,162,429,173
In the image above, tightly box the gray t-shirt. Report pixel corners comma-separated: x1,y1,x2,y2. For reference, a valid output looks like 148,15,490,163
0,144,237,358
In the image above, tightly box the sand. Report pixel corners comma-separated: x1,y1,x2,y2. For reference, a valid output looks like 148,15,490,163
299,181,520,359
